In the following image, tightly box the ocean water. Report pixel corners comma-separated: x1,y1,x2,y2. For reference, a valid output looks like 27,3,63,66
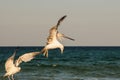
0,46,120,80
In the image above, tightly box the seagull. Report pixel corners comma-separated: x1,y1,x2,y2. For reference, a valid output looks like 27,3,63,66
4,49,40,80
41,15,75,57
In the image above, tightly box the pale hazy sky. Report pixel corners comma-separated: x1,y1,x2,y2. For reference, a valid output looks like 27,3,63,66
0,0,120,46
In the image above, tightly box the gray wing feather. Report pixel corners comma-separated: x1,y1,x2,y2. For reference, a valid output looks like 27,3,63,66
5,52,16,72
57,32,75,41
15,52,40,66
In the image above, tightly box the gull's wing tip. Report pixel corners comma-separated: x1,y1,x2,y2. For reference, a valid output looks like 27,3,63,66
62,15,67,19
72,39,75,41
56,15,67,27
59,15,67,21
63,15,67,17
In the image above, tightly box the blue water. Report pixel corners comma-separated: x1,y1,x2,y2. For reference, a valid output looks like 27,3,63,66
0,46,120,80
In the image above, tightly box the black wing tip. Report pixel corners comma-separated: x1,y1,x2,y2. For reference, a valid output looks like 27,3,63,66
56,15,67,27
59,15,67,22
72,39,75,41
70,38,75,41
64,15,67,17
63,15,67,17
14,47,19,53
61,15,67,20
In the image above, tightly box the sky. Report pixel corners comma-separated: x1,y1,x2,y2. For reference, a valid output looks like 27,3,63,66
0,0,120,46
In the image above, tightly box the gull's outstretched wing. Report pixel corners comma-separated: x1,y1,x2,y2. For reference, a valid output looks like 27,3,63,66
56,15,67,28
5,51,16,72
57,32,75,41
47,27,57,44
47,15,67,44
15,52,40,66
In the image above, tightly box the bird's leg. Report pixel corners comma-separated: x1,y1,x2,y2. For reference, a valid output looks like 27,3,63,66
44,50,48,57
8,76,11,80
11,75,14,80
46,50,48,58
42,49,48,57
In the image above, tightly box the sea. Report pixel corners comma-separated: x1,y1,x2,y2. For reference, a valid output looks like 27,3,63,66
0,46,120,80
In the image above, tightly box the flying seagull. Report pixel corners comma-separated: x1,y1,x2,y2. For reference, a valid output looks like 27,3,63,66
41,15,75,57
4,49,40,80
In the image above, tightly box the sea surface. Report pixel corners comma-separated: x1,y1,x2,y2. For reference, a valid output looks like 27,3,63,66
0,46,120,80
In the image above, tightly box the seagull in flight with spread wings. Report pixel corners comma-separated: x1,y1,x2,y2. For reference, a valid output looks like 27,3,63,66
4,49,40,80
41,15,75,57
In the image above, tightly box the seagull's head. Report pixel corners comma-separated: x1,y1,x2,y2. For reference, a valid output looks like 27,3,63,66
16,67,21,73
18,67,21,71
